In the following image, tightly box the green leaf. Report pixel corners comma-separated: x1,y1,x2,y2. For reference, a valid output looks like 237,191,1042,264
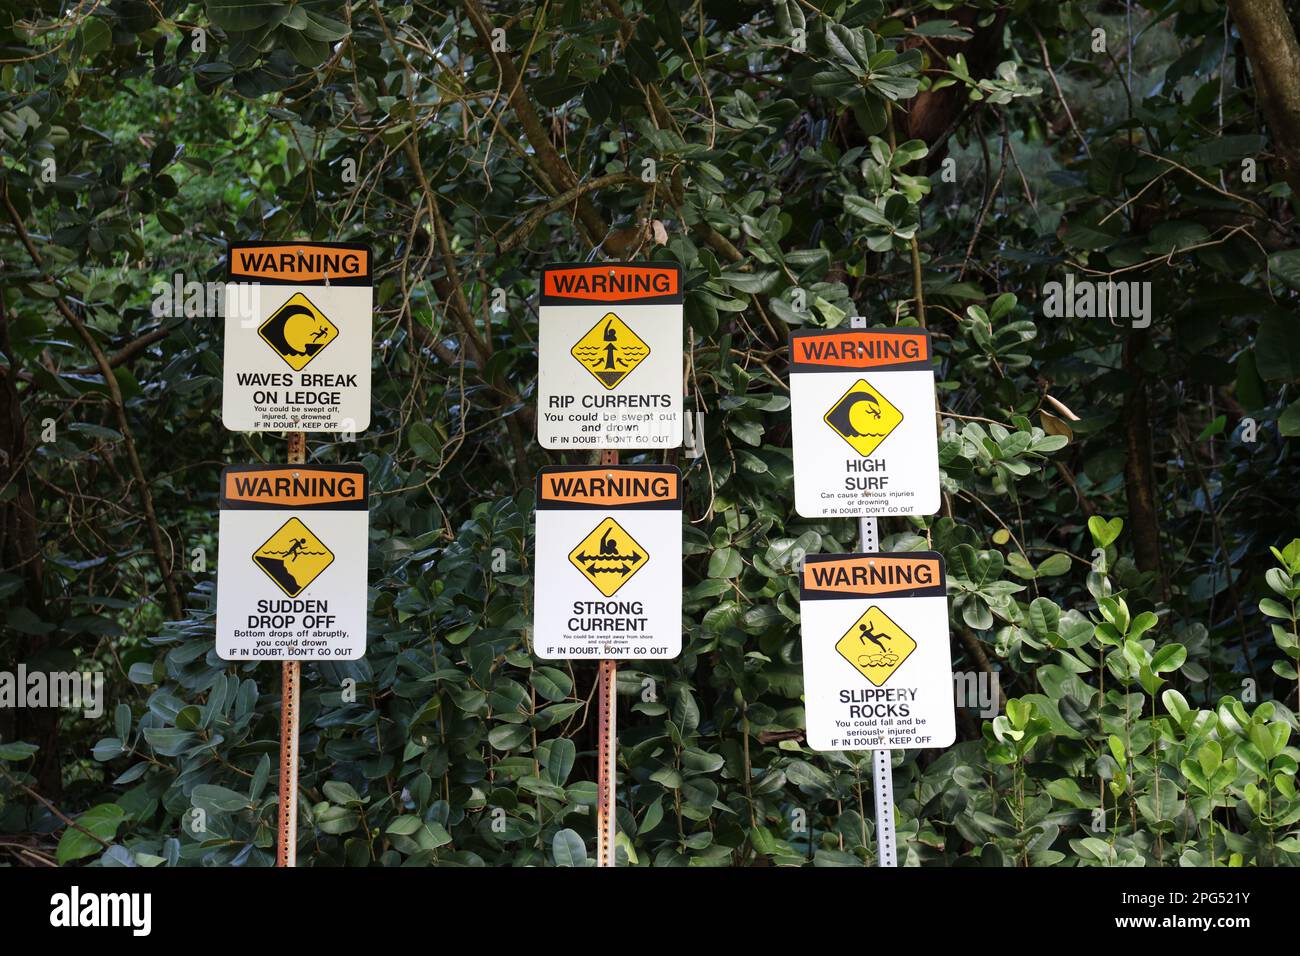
387,815,422,835
1036,552,1072,577
0,741,38,761
1152,643,1187,674
552,828,587,866
1268,249,1300,291
487,723,531,751
57,804,126,865
408,422,441,463
81,17,112,54
1087,516,1123,548
707,547,742,579
207,0,281,31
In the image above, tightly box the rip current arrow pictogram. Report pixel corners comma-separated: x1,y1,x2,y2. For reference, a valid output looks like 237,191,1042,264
568,518,649,597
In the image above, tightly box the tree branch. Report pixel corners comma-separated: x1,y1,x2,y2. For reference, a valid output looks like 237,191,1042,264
2,186,182,619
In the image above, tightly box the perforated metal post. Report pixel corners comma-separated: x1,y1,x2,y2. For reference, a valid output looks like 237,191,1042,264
596,448,619,867
860,506,896,867
873,747,896,867
277,430,306,868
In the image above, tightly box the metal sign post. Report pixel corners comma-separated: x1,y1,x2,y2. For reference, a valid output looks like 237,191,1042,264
535,262,685,868
848,307,897,871
858,513,897,868
595,447,619,868
277,430,305,868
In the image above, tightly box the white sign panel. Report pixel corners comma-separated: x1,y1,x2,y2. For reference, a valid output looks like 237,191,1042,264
790,327,939,517
217,464,369,661
223,241,372,433
800,553,954,751
537,262,682,449
534,465,681,659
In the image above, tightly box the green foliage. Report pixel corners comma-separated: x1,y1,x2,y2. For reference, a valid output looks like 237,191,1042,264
1,0,1299,868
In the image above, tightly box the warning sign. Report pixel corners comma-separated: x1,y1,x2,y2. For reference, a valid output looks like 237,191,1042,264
252,517,335,597
217,464,369,661
568,517,647,596
790,327,939,517
258,293,339,371
222,241,372,433
538,263,682,449
824,379,904,457
570,313,650,389
800,553,954,751
534,465,681,659
835,606,916,686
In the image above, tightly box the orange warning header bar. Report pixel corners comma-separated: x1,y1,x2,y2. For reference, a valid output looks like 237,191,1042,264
541,262,682,305
227,242,371,285
536,465,681,511
789,328,931,372
801,553,946,599
221,465,368,511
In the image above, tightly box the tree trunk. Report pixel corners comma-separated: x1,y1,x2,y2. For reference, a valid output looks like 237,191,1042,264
1228,0,1300,200
1122,333,1169,602
0,301,62,798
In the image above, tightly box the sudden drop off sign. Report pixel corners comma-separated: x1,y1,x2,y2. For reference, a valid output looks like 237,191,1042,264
790,327,939,517
217,464,369,661
534,465,681,659
801,553,954,751
223,241,372,433
537,262,683,449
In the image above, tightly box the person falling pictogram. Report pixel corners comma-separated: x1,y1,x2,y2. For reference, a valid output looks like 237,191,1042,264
283,537,308,562
858,622,889,651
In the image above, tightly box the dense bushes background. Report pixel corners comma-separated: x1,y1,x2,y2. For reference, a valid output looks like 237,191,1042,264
3,0,1300,866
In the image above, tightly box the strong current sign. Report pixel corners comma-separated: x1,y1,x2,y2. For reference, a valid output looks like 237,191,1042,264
537,262,683,449
800,553,954,751
789,327,940,517
222,241,372,433
534,465,681,659
217,464,369,661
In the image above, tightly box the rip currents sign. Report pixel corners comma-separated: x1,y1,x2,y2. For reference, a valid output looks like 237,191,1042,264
537,262,683,449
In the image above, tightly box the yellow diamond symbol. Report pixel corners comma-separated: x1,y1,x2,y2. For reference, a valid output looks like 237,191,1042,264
252,517,335,598
570,312,650,390
568,517,648,597
824,379,904,457
258,292,340,371
834,606,917,687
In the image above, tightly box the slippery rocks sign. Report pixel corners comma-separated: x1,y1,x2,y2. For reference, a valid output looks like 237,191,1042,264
799,552,954,751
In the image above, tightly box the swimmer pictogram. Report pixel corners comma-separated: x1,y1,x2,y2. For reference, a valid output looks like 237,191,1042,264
251,516,335,597
570,312,650,389
568,517,648,597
